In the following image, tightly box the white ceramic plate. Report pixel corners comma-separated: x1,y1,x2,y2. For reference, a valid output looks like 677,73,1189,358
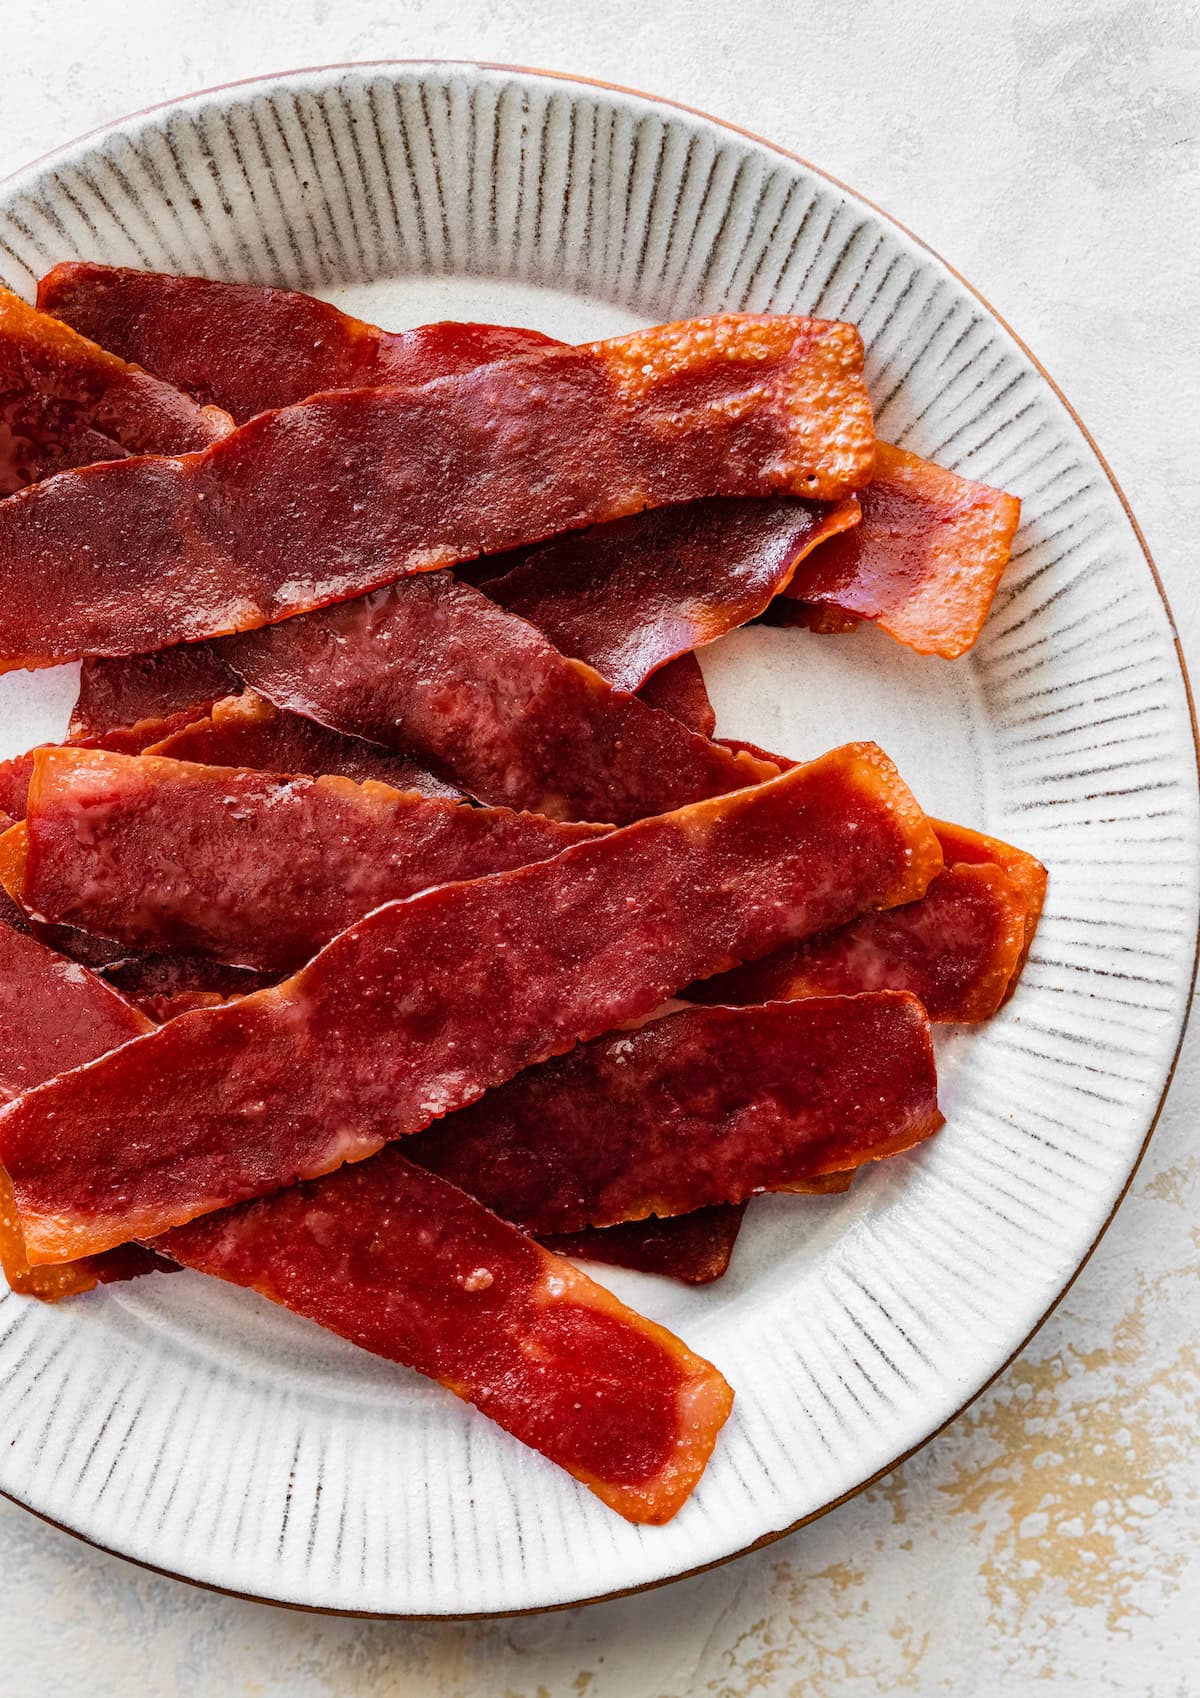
0,63,1195,1617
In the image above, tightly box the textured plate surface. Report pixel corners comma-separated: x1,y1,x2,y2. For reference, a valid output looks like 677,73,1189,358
0,63,1195,1616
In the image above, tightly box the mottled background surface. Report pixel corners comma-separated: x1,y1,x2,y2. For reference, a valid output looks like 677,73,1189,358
2,2,1198,1692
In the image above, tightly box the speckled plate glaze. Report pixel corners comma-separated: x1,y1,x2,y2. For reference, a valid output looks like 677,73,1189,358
0,63,1195,1617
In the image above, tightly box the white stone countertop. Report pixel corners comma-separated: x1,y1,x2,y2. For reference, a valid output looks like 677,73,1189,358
1,2,1197,1692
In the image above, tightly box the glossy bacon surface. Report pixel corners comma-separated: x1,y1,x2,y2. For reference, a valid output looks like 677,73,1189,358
225,573,777,823
779,442,1020,658
0,314,874,672
406,995,941,1231
38,264,556,419
483,495,860,690
0,285,229,496
0,911,150,1104
932,816,1048,975
693,820,1040,1021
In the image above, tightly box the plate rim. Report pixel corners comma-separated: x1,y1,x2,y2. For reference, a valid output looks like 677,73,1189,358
1,57,1196,1620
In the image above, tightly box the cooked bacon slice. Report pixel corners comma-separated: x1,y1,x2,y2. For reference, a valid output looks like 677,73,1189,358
70,646,243,742
482,495,861,690
145,691,461,798
153,1150,733,1523
0,753,35,820
2,819,220,996
4,810,284,1009
74,638,709,768
0,285,230,497
777,442,1021,658
0,914,163,1298
72,578,717,768
19,745,604,971
931,817,1047,977
545,1206,748,1285
635,653,716,736
0,314,874,672
693,866,1027,1022
0,911,150,1102
0,715,206,823
0,745,941,1263
557,1138,855,1291
38,263,556,420
692,820,1041,1021
225,573,778,823
407,995,940,1231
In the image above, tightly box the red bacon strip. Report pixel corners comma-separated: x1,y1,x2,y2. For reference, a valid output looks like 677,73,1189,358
19,745,604,972
0,716,201,823
0,913,166,1299
145,691,461,798
0,746,941,1264
777,442,1021,658
0,753,35,821
932,817,1048,977
74,631,713,758
69,645,243,743
2,814,272,1004
694,866,1026,1021
0,285,230,496
635,653,716,737
224,573,777,823
39,263,556,420
482,495,861,691
0,912,150,1103
71,627,706,771
692,820,1043,1021
0,820,115,972
0,314,874,672
154,1149,733,1523
545,1206,748,1285
406,996,941,1232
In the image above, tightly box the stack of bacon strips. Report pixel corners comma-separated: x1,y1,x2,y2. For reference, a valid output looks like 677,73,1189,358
0,266,1042,1525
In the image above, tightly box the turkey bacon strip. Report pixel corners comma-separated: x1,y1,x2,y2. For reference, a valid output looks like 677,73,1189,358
0,313,873,672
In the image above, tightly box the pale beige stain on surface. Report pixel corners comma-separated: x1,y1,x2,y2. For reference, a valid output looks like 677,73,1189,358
1142,1156,1198,1207
937,1284,1197,1634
